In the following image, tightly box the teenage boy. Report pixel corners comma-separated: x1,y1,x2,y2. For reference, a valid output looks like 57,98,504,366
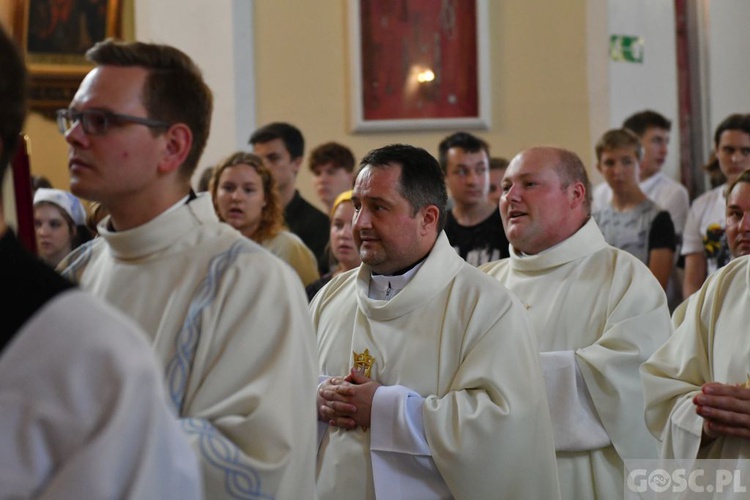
593,128,676,290
308,141,355,213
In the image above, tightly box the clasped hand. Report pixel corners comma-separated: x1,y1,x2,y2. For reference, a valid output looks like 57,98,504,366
694,382,750,442
318,368,381,431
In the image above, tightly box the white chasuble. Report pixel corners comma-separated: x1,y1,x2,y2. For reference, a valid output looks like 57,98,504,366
59,194,318,500
312,232,561,499
642,255,750,461
481,218,671,500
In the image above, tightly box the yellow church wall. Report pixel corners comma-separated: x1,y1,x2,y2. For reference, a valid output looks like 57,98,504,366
254,1,592,210
4,0,593,208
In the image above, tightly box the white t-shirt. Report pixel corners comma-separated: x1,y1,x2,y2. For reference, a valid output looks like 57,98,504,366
681,185,730,276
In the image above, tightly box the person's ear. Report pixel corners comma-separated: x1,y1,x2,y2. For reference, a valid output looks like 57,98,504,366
569,182,586,209
158,123,192,174
290,155,302,176
420,205,440,234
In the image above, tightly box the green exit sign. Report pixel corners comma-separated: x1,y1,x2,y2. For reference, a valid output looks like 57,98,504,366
610,35,644,63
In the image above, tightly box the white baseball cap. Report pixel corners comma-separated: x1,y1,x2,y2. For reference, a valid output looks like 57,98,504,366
33,188,86,226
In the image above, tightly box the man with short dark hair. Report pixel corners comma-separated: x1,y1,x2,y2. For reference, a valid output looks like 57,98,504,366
308,141,355,213
682,113,750,297
0,27,201,499
312,144,560,499
250,122,330,273
58,39,318,499
438,131,509,266
482,146,670,500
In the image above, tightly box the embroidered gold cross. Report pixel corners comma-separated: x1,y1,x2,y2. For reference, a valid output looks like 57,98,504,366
352,349,375,378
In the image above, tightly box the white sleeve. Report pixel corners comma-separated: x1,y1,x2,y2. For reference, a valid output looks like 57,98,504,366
664,187,690,237
591,183,612,213
540,350,611,451
681,204,703,255
370,385,451,499
0,292,202,500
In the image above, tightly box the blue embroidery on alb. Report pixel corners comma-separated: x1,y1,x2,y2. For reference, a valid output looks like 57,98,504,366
165,240,246,412
182,419,273,500
165,240,272,499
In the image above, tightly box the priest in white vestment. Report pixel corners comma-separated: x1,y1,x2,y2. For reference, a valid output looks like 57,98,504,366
0,30,201,499
57,40,318,499
724,170,750,259
312,144,561,499
642,255,750,461
481,147,671,500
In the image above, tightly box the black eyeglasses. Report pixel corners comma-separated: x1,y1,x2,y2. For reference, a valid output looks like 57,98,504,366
56,108,172,136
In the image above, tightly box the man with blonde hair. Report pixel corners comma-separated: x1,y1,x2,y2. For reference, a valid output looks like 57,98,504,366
593,111,688,309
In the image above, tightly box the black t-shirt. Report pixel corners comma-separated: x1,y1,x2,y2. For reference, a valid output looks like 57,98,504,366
444,207,510,266
648,211,677,253
284,191,331,274
305,272,333,302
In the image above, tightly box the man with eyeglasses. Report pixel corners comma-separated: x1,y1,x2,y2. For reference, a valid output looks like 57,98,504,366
57,39,318,500
56,108,172,136
0,27,201,499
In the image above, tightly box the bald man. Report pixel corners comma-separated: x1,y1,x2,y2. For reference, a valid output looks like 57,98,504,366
481,146,671,500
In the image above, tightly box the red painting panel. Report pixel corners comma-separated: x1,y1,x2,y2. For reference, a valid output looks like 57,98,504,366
359,0,478,121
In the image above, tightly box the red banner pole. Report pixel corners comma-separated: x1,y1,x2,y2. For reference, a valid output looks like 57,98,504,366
11,134,36,254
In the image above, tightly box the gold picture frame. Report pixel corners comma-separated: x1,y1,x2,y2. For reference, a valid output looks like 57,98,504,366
13,0,122,117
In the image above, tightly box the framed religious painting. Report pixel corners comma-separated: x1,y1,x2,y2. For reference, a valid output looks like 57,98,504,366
348,0,490,132
13,0,122,117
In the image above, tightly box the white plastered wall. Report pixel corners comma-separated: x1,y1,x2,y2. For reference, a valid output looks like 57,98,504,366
588,0,680,186
707,0,750,148
133,0,256,185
